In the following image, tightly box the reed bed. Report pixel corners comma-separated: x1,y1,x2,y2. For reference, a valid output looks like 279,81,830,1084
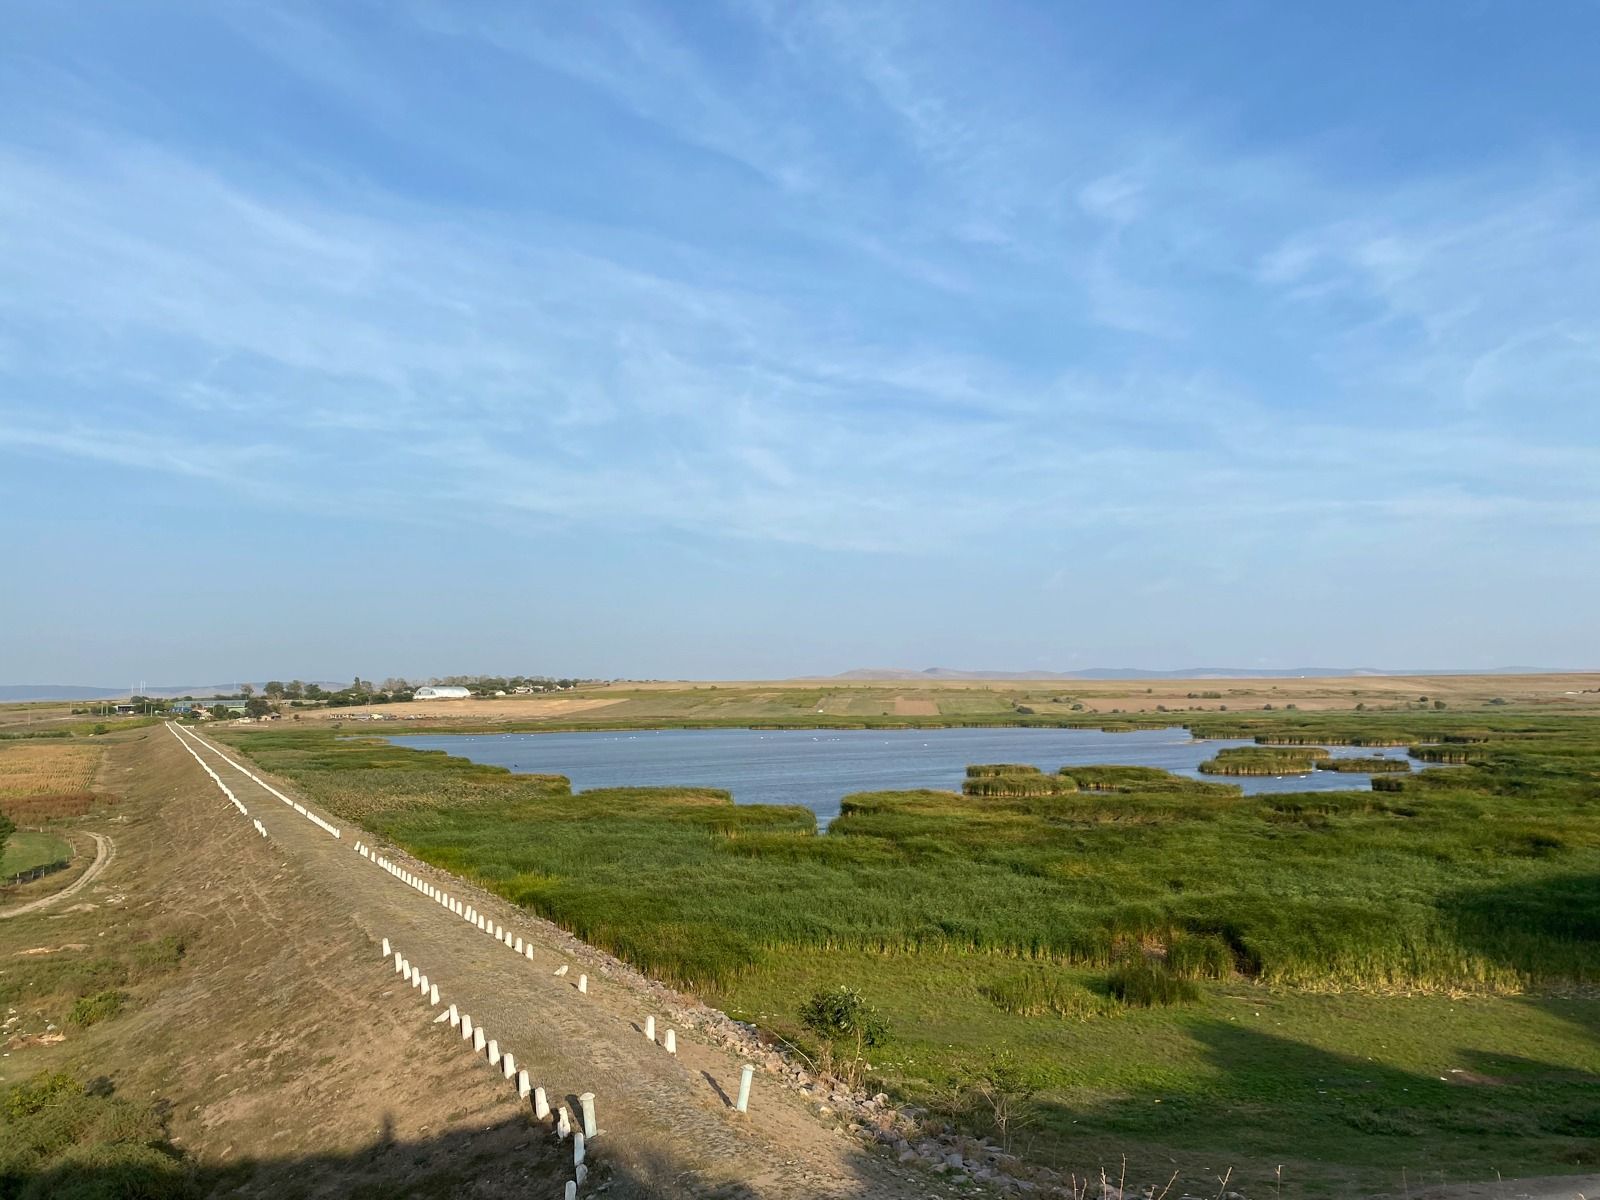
1315,757,1411,773
1198,746,1326,775
222,715,1600,998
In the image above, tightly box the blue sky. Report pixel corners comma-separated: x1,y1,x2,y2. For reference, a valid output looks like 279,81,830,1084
3,1,1598,682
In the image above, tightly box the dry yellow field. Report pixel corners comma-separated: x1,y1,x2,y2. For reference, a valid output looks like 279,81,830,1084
0,739,102,798
295,695,625,724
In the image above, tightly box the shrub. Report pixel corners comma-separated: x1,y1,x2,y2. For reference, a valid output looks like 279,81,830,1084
68,990,126,1028
799,985,889,1087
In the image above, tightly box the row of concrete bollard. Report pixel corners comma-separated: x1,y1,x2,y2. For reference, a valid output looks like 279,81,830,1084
167,723,250,817
383,936,598,1193
169,722,342,838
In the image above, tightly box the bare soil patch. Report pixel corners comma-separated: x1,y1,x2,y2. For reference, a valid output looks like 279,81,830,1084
295,695,625,724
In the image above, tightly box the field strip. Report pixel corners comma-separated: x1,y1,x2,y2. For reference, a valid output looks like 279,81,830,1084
0,831,114,920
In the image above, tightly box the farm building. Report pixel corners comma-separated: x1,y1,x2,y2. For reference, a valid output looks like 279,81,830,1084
414,686,472,700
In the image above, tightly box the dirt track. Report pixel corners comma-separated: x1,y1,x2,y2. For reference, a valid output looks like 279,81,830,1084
163,722,945,1199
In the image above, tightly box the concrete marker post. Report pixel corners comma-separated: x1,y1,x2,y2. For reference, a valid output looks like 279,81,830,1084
565,1182,576,1200
381,937,390,957
515,937,524,953
576,1164,587,1186
525,945,534,961
517,1069,531,1099
554,965,568,977
644,1015,655,1043
474,1028,487,1054
578,1093,597,1138
487,1038,500,1067
664,1029,676,1055
577,974,588,994
503,1051,516,1080
429,983,440,1005
462,1014,474,1041
556,1106,571,1140
393,952,403,973
736,1064,754,1114
573,1131,585,1166
534,1087,550,1120
449,1004,461,1029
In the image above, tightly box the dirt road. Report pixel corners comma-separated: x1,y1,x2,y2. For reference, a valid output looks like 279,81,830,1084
163,722,945,1199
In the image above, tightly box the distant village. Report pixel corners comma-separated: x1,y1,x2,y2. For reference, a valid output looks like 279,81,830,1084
77,675,601,723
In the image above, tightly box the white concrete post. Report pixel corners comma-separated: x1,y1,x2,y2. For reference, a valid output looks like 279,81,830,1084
515,937,524,953
417,973,428,993
403,964,412,984
645,1015,655,1043
429,984,439,1006
574,1131,585,1166
381,937,390,957
565,1182,576,1200
517,1069,530,1099
534,1087,550,1120
461,1014,474,1040
577,974,588,994
664,1029,676,1055
736,1064,754,1113
524,945,534,961
556,1106,571,1139
503,1051,516,1079
554,964,568,976
578,1093,597,1138
393,952,403,972
576,1164,587,1186
449,1004,460,1029
473,1028,487,1054
487,1038,500,1067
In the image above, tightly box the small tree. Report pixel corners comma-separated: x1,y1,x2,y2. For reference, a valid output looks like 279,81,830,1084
0,810,14,870
799,986,888,1088
244,698,272,719
968,1049,1038,1150
239,683,255,698
263,681,285,698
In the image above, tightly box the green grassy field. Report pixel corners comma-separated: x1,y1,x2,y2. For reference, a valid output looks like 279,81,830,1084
217,709,1600,1196
1,831,71,879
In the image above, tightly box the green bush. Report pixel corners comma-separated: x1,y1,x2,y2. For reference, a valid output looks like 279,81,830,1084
67,991,126,1028
799,985,889,1047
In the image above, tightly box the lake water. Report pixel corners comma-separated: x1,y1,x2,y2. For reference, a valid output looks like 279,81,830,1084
387,726,1419,827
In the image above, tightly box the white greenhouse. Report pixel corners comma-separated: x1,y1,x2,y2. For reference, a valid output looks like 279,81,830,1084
413,686,472,700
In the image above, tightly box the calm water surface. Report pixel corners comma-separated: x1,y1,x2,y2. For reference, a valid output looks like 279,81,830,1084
388,726,1419,827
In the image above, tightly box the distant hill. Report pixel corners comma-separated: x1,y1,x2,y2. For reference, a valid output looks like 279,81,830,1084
0,684,247,702
830,666,1572,682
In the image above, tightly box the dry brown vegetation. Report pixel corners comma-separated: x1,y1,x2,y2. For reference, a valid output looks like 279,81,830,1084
0,740,101,800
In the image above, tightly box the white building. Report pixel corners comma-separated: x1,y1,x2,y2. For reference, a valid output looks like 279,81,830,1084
414,686,472,700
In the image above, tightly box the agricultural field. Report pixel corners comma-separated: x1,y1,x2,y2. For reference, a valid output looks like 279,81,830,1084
0,739,100,801
216,704,1600,1196
284,673,1600,736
